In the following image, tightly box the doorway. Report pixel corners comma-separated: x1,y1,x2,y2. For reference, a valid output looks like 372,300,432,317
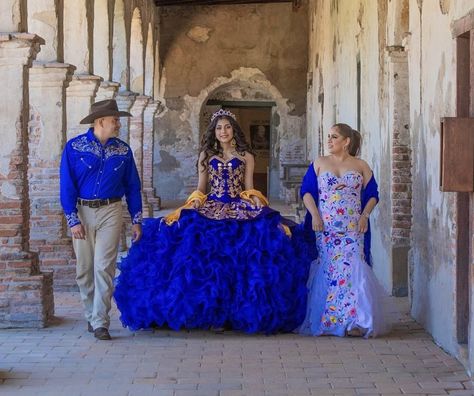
205,100,275,197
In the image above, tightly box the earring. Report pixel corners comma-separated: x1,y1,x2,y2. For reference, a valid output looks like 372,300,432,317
231,138,236,147
344,145,348,151
214,141,218,150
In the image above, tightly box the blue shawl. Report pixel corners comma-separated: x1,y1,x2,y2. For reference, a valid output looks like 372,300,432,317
300,163,379,267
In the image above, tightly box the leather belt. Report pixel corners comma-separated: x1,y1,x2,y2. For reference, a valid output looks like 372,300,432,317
77,198,122,208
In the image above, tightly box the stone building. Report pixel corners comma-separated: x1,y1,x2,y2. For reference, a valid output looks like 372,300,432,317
1,0,474,376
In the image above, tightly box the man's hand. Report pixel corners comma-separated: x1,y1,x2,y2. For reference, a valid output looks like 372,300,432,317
71,224,86,240
132,224,142,243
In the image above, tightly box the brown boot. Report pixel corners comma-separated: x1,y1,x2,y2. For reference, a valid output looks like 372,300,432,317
94,327,111,340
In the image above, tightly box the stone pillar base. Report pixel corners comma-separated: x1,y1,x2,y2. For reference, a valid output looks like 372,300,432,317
29,238,77,291
0,271,54,328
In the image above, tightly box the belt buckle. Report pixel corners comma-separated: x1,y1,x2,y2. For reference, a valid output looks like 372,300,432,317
89,200,101,208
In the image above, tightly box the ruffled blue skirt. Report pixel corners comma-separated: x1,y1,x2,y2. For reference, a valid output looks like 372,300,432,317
114,208,314,334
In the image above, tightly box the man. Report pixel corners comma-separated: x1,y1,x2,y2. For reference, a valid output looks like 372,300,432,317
60,99,143,340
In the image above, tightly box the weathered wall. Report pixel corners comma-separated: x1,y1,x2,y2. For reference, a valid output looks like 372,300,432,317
407,0,473,369
308,0,474,374
154,2,308,199
306,0,392,291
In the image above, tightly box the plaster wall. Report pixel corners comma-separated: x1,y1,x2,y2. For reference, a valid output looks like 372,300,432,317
407,0,473,364
308,0,474,371
307,0,391,291
154,2,308,200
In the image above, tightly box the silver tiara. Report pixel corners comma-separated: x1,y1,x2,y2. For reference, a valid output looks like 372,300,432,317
210,109,236,122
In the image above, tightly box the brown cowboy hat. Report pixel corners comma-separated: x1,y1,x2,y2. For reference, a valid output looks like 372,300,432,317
80,99,132,124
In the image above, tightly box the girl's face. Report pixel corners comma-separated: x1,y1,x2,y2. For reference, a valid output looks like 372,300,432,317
327,127,349,154
215,118,234,144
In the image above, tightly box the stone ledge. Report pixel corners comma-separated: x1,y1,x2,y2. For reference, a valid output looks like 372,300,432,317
0,32,45,45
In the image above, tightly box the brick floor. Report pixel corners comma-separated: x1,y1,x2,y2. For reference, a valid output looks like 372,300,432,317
0,292,472,396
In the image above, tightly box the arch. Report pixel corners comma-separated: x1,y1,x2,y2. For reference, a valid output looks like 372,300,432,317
144,23,154,97
93,0,110,79
130,7,144,94
63,0,90,74
112,0,127,88
197,68,298,200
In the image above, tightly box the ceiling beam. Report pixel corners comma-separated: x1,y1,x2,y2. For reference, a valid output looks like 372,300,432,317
154,0,298,7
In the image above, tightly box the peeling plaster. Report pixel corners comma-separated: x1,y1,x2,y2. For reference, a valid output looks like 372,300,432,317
1,182,18,200
186,26,212,43
154,67,305,200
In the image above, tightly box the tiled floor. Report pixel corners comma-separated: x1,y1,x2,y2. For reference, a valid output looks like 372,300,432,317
0,292,472,396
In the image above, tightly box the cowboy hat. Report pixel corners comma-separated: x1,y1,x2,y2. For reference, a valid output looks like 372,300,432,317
79,99,132,124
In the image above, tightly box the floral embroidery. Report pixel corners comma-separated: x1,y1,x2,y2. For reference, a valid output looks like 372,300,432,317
105,140,129,159
71,136,101,157
316,172,365,333
65,212,80,227
132,211,143,224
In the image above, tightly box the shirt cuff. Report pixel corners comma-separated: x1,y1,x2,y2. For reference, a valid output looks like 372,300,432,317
132,211,143,225
65,212,81,228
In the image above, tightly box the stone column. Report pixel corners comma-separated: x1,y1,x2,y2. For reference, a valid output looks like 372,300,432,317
95,81,120,102
28,62,76,291
116,92,137,250
0,33,53,328
66,75,102,139
386,46,412,297
143,100,162,215
116,91,137,143
130,96,151,219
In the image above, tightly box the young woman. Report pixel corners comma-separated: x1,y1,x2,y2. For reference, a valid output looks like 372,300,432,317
114,109,314,334
298,123,389,337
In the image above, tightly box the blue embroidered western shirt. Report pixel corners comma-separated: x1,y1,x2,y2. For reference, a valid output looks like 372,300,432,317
60,128,142,228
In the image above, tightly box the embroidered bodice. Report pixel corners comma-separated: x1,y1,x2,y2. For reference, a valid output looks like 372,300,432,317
194,156,268,221
318,171,363,233
208,157,245,202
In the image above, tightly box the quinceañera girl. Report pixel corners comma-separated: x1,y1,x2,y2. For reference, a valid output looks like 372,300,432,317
114,109,315,334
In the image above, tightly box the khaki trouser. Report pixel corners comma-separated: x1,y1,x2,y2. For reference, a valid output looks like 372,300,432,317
72,201,123,330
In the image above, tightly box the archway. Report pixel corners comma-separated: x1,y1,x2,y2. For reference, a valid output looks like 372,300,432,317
196,69,302,200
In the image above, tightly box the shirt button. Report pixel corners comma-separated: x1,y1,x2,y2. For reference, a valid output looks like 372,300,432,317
97,182,99,184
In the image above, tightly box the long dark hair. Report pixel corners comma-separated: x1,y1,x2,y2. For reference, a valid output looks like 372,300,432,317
333,123,362,157
198,115,254,170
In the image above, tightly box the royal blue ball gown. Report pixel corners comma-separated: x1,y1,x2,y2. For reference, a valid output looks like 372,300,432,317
114,156,314,334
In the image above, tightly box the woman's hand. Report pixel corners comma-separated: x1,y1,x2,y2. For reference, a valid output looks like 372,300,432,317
358,216,369,233
312,215,324,232
192,199,202,209
252,196,262,208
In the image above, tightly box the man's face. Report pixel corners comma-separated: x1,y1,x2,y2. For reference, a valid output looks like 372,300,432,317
100,116,121,138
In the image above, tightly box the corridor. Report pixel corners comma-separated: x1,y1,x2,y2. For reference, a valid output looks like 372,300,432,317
0,292,471,396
